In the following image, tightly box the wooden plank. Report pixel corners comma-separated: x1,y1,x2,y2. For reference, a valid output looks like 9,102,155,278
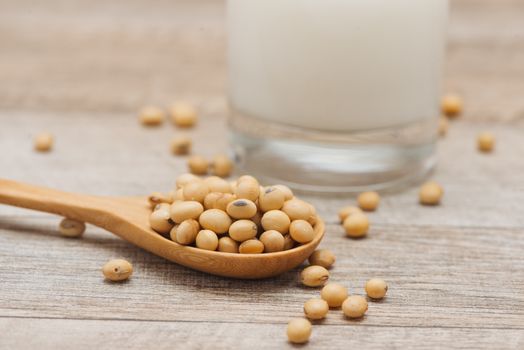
1,317,523,350
1,219,522,329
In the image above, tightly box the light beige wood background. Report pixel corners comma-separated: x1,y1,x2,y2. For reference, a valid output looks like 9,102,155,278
1,0,523,349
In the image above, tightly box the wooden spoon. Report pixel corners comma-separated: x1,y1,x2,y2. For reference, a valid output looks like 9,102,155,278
0,179,324,279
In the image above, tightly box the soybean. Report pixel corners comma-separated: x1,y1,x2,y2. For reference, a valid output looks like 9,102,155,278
478,132,495,153
441,94,463,118
234,176,260,202
173,188,184,201
228,220,258,242
282,199,312,221
259,230,285,253
171,136,192,155
286,318,312,344
183,181,209,203
343,213,369,238
306,203,318,226
239,239,264,254
273,184,294,200
170,102,197,128
102,259,133,282
211,154,234,178
321,283,348,308
187,155,209,175
150,175,322,255
365,278,388,299
170,226,179,243
34,132,53,152
198,209,232,234
59,218,86,238
204,192,236,211
338,206,363,223
237,175,258,183
226,199,257,219
148,191,173,208
139,106,165,126
153,203,171,212
166,190,176,203
176,173,200,189
357,191,380,211
261,210,291,233
283,234,295,250
300,265,329,287
173,219,200,245
170,201,204,223
204,176,232,193
308,249,335,269
218,236,239,253
303,298,329,320
150,207,174,234
258,186,285,212
289,220,315,244
250,211,262,229
342,296,368,318
195,230,219,251
419,181,443,206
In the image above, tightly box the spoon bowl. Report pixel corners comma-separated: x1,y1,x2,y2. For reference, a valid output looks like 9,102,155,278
0,179,324,279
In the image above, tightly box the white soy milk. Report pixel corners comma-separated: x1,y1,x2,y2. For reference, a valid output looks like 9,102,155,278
228,0,448,131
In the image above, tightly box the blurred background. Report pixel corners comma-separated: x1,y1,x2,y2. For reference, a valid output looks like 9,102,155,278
1,0,523,121
1,4,523,348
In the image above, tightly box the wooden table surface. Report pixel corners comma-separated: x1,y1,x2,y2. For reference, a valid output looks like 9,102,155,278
1,0,523,349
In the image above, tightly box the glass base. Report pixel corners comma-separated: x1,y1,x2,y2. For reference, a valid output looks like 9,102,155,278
228,111,437,194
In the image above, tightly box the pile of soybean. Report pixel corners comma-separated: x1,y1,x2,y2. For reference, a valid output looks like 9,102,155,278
148,174,318,253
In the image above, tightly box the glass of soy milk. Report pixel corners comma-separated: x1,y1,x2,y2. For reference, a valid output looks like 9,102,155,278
227,0,448,193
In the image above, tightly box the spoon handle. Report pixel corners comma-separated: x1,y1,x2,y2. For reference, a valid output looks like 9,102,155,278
0,178,169,256
0,178,107,224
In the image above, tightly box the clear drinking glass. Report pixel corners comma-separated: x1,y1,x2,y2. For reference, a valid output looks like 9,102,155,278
227,0,448,193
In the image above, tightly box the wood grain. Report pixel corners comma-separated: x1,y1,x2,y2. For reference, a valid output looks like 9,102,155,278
1,0,524,349
1,318,523,350
0,220,523,328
